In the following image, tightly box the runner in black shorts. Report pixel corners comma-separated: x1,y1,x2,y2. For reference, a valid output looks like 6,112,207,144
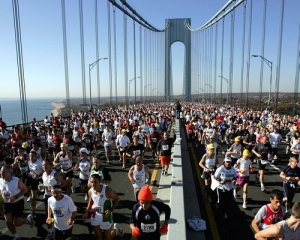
279,156,300,213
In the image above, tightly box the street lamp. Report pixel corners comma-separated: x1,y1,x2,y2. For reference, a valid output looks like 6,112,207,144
252,55,273,108
129,77,140,105
218,76,229,105
89,57,107,110
144,84,152,103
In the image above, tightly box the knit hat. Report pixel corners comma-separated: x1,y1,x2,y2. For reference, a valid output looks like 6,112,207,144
138,186,153,201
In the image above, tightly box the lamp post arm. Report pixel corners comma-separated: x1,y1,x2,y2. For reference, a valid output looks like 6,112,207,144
90,58,107,70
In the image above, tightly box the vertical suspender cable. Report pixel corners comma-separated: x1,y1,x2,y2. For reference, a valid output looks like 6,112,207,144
229,7,235,106
259,0,267,110
94,0,101,105
79,0,86,105
12,0,28,123
107,1,113,105
240,1,247,107
144,29,147,103
293,24,300,115
210,26,213,103
133,19,137,104
274,0,285,113
220,12,225,105
214,21,218,104
245,0,252,108
61,0,70,111
123,5,128,105
113,5,118,104
139,25,143,103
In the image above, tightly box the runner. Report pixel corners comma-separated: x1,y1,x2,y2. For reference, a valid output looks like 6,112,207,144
47,185,77,240
199,143,219,203
128,156,152,201
157,129,176,176
252,136,273,192
251,189,285,234
279,156,300,214
0,165,35,240
233,149,253,209
130,186,170,240
82,174,124,239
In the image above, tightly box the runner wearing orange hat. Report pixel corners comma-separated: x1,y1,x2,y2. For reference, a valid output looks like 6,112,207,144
130,186,171,239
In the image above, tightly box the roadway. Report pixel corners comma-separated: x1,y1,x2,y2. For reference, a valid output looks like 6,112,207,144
0,124,298,240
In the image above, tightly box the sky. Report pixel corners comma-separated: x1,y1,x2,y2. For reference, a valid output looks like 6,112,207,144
0,0,299,100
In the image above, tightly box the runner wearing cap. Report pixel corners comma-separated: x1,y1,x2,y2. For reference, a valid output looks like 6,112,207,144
233,149,253,209
82,174,123,239
213,157,237,219
73,148,91,201
199,143,219,203
116,129,131,169
225,137,242,166
42,159,66,240
148,126,162,163
130,186,171,240
47,185,77,240
54,143,74,196
134,126,147,148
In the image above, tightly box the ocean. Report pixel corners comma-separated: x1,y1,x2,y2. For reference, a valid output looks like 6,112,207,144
0,98,61,126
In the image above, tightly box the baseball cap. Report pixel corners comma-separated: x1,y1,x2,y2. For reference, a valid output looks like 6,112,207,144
60,142,68,148
224,157,232,162
243,149,250,156
210,135,215,139
79,148,89,154
22,142,29,148
138,126,141,129
121,129,126,133
207,144,214,150
234,137,240,142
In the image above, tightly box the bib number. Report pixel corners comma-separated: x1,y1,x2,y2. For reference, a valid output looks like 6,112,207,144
141,223,156,233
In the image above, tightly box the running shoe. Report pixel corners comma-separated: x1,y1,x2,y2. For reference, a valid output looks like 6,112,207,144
13,236,21,240
164,171,168,176
27,214,35,228
273,155,278,160
45,231,54,240
27,196,31,202
122,165,125,169
162,170,165,175
261,186,265,192
119,158,122,162
242,202,247,209
106,160,110,164
31,210,36,218
114,223,124,237
84,194,88,201
223,213,228,219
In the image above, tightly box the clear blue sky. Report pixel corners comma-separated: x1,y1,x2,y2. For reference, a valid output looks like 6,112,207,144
0,0,299,99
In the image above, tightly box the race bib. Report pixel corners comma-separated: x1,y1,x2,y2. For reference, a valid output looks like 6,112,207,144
92,206,103,214
162,145,169,151
135,175,143,183
133,150,141,156
151,138,157,143
141,223,156,233
85,139,91,143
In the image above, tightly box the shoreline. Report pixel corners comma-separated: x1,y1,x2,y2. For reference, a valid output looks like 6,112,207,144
51,101,65,117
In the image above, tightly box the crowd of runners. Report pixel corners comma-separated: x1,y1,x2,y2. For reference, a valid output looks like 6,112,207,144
1,101,300,239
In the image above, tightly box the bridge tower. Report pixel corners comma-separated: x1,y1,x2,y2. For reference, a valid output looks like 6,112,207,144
165,18,191,102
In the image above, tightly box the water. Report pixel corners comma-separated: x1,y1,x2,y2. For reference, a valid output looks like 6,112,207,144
0,98,61,126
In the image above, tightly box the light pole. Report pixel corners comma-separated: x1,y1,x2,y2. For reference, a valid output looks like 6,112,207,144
144,84,152,103
218,76,229,105
252,55,272,108
89,57,107,110
129,77,140,105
